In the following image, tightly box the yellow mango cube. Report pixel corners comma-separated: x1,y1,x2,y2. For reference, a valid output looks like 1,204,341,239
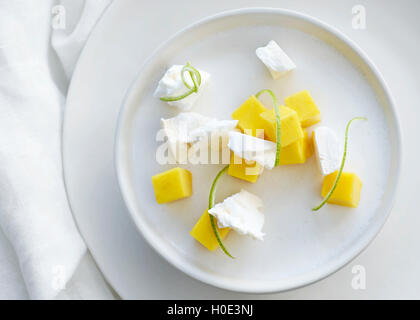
152,167,192,204
228,153,262,183
285,90,321,128
190,210,230,251
321,171,362,208
304,129,314,159
278,129,312,165
278,129,307,165
232,95,268,137
259,106,303,147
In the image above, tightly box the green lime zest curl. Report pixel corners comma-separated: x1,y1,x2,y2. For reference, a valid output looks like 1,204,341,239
181,64,201,91
256,89,281,167
160,62,202,102
208,165,234,259
312,117,367,212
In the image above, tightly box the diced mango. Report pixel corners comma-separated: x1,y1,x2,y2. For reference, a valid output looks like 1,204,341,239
151,167,192,204
278,129,312,165
311,130,317,157
259,106,303,147
190,210,230,251
304,129,314,159
278,129,306,165
321,171,362,208
228,153,262,183
285,90,321,128
232,95,268,137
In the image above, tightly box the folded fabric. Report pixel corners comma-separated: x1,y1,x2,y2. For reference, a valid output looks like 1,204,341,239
0,0,110,299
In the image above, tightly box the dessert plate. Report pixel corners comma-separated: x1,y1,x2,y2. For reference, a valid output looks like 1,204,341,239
115,8,400,293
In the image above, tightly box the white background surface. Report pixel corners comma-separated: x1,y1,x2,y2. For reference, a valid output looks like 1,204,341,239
64,0,420,299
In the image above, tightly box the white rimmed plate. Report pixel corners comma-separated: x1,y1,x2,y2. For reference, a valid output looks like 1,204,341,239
115,8,401,293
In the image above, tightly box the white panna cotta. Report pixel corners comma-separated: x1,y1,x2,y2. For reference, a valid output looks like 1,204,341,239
228,131,276,169
161,112,238,163
256,40,296,79
209,189,265,241
154,64,210,111
312,126,341,175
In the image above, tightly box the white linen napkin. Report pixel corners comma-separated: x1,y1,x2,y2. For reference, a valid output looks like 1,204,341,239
0,0,111,299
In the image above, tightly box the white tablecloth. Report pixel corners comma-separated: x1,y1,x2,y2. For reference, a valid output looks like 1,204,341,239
0,0,114,300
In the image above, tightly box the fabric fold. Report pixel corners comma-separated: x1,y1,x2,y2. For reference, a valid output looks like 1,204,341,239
0,0,110,299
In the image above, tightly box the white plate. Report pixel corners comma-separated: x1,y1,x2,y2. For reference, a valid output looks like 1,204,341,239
115,9,401,293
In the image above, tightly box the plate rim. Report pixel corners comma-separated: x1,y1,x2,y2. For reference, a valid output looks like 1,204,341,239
115,7,402,294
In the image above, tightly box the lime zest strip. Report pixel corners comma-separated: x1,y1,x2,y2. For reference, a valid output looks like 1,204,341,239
312,117,367,212
208,165,234,259
256,89,281,167
181,64,201,91
160,62,202,102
